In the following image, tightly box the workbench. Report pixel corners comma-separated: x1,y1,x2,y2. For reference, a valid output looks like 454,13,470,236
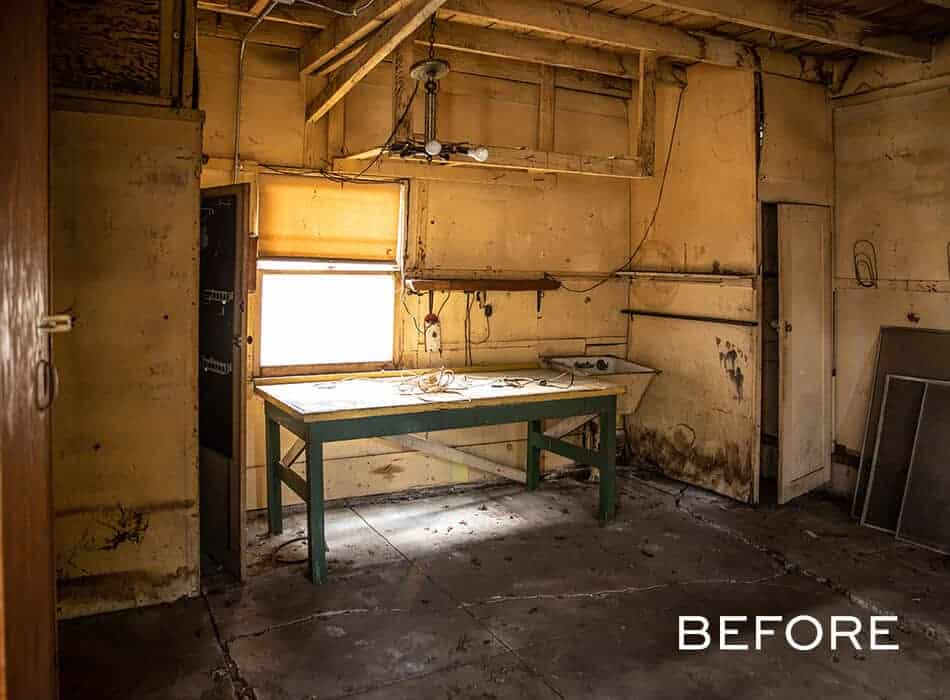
255,369,624,583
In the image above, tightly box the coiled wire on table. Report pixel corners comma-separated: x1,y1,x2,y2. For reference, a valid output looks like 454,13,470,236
397,368,575,402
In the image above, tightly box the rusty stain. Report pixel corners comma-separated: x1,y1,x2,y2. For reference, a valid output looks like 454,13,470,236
907,312,921,324
630,425,753,502
98,505,149,551
718,341,745,401
56,566,199,616
371,464,405,478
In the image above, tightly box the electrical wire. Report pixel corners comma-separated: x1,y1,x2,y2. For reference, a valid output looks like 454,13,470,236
258,162,405,186
435,291,451,319
402,292,425,335
467,294,491,346
354,81,421,179
853,239,878,288
234,0,281,183
558,84,688,294
256,64,420,187
272,536,309,564
297,0,377,17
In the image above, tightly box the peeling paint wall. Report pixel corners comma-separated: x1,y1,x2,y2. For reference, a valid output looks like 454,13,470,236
627,65,761,502
832,42,950,493
51,108,202,618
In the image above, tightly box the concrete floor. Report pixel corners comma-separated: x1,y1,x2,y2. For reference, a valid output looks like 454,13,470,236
60,471,950,699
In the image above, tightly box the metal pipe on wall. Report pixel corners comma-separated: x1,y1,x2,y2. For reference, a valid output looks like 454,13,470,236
234,0,281,183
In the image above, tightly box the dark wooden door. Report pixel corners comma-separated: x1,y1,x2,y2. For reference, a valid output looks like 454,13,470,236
0,1,58,698
199,185,250,580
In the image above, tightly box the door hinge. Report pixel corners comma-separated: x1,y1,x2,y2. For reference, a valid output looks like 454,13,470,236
37,314,73,334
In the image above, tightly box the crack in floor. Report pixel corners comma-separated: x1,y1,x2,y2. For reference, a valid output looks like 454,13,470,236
460,572,790,608
202,592,259,700
223,605,416,644
201,476,948,700
619,475,950,648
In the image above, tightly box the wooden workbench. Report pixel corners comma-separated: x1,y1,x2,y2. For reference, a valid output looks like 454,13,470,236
255,369,624,584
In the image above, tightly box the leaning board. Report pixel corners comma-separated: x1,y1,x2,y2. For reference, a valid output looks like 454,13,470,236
255,370,625,423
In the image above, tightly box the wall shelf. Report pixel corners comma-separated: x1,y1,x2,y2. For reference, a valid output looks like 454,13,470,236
406,278,561,293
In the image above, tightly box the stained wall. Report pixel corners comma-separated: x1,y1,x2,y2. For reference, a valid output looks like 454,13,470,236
831,40,950,496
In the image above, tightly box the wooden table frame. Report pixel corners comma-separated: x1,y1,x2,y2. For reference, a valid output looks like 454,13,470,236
263,392,618,583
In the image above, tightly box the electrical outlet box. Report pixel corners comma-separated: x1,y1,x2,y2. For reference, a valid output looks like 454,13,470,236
425,320,442,354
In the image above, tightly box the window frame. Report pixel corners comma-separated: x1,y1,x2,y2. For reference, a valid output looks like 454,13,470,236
249,180,408,379
253,262,401,378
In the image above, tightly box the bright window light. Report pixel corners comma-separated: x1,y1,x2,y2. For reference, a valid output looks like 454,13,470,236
259,270,395,368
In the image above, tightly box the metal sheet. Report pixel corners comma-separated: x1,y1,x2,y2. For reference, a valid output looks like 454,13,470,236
861,375,925,533
896,380,950,555
852,327,950,517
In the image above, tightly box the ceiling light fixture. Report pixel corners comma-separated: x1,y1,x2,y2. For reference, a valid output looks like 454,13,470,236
386,16,489,165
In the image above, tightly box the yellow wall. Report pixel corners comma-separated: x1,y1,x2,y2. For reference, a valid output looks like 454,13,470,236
831,41,950,495
626,65,761,501
196,33,835,507
51,104,202,618
197,35,630,507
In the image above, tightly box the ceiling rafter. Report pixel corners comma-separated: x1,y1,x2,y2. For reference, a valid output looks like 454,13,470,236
306,0,450,124
642,0,931,61
299,0,415,75
437,0,758,68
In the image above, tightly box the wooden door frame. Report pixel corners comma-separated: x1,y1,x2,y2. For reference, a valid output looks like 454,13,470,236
0,1,58,697
199,184,250,580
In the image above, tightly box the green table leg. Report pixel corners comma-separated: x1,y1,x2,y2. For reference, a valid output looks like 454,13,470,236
526,419,542,490
265,414,283,535
598,402,617,522
307,436,328,584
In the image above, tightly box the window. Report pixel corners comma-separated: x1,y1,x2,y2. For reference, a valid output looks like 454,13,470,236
255,175,405,375
258,261,396,369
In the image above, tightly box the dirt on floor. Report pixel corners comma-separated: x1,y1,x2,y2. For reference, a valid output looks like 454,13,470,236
59,471,950,699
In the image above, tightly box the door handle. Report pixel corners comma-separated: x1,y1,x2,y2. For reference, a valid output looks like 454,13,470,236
35,359,59,411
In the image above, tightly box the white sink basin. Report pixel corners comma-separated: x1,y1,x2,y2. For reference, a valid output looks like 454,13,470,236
542,355,659,415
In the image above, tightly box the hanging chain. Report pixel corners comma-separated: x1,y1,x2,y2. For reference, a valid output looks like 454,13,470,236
428,14,437,60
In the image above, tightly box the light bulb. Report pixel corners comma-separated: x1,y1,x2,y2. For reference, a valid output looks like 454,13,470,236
466,146,489,163
425,139,443,157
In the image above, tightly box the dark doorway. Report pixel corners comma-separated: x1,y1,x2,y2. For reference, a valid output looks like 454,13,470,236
760,204,780,505
199,185,250,580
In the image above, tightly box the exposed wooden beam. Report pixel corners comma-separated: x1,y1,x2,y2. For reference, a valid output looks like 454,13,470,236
248,0,273,16
336,146,647,179
306,0,449,124
645,0,931,61
197,0,333,28
423,21,639,79
299,0,414,75
538,65,556,151
405,277,561,292
439,0,757,68
392,39,416,141
196,9,314,49
384,434,527,483
546,415,595,439
635,51,657,175
280,439,306,469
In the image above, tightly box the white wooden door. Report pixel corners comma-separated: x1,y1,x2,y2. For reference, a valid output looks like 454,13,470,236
778,204,833,503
